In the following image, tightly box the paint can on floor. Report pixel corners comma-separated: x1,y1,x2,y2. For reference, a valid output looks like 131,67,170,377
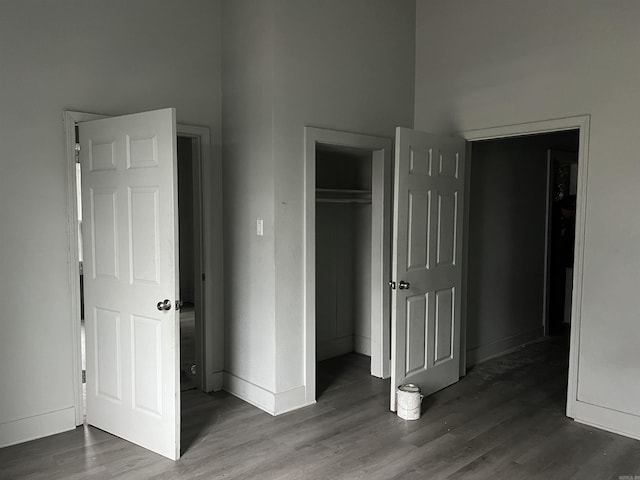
396,384,423,420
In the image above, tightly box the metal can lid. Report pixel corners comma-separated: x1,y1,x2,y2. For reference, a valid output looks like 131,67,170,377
397,383,421,393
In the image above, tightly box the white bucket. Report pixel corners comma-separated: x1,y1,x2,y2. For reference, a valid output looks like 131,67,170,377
396,384,423,420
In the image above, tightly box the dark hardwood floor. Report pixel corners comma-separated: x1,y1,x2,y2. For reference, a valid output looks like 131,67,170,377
2,338,639,479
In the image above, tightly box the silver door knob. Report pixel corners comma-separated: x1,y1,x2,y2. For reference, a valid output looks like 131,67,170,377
398,280,410,290
157,299,172,311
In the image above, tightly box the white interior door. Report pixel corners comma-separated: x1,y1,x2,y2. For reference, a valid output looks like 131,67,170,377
390,127,466,411
80,108,180,460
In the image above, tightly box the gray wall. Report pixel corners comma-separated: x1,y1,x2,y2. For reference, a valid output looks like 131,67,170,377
0,0,222,446
415,0,640,425
466,132,578,365
221,0,278,394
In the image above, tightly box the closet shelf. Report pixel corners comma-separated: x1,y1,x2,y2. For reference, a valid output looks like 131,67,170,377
316,188,372,204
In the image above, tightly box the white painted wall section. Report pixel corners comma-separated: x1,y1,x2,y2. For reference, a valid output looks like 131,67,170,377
221,0,277,401
271,0,416,401
220,0,415,413
0,0,222,447
415,0,640,440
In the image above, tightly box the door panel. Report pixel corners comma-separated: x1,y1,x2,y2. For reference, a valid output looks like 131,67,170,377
80,108,180,460
95,307,121,401
407,190,430,270
434,288,454,364
436,192,457,266
129,187,161,284
91,188,119,278
405,293,428,374
391,127,466,411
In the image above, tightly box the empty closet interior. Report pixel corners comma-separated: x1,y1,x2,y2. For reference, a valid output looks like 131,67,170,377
315,145,373,364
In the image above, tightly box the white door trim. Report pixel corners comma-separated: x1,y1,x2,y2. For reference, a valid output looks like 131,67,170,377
64,111,222,426
461,114,591,420
304,127,392,404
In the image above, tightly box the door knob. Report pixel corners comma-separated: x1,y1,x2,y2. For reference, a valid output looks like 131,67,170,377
398,280,410,290
157,299,172,311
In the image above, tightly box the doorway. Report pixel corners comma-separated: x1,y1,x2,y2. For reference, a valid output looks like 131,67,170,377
304,127,392,404
465,130,580,369
64,112,217,429
461,115,590,420
73,132,204,393
389,117,590,418
176,135,203,392
315,145,374,396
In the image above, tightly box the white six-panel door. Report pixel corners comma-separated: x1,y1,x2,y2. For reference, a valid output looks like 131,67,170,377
80,109,180,460
391,127,466,411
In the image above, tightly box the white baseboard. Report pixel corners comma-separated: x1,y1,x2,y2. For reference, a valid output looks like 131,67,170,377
572,400,640,442
354,335,371,356
206,371,223,392
222,373,313,416
0,407,76,448
466,327,544,367
274,386,313,415
223,372,275,413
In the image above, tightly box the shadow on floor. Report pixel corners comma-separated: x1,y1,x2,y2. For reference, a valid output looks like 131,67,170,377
316,352,371,400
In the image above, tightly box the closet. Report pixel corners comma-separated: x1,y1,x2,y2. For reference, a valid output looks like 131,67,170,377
315,145,373,361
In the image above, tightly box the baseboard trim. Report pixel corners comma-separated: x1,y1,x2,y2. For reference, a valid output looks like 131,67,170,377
466,327,544,367
222,373,313,416
354,335,371,356
223,372,276,414
573,400,640,442
207,371,223,392
0,407,76,448
274,386,314,415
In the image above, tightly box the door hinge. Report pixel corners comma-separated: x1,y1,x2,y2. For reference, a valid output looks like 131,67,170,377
82,369,86,384
74,143,81,164
202,273,206,282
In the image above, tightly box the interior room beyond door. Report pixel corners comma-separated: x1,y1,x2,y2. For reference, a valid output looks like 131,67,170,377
465,131,579,369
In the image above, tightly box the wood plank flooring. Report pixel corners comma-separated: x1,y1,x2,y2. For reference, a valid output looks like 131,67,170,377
2,338,639,479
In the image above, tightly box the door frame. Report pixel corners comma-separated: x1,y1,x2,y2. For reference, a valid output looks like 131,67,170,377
64,111,222,426
461,114,590,419
303,127,392,404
